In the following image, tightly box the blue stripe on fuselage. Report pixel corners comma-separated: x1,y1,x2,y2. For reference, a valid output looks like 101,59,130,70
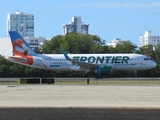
50,65,60,67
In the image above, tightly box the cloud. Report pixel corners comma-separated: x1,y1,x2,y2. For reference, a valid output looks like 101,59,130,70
82,2,160,9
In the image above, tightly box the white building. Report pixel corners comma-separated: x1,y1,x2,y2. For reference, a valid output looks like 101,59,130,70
6,11,34,37
139,30,160,47
24,37,46,50
63,16,89,34
0,38,12,56
107,38,131,47
0,37,46,56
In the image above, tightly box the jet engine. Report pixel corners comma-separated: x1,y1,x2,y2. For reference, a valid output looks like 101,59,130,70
95,65,113,76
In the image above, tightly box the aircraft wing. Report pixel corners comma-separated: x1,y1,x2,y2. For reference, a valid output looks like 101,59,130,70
6,56,27,62
62,50,98,69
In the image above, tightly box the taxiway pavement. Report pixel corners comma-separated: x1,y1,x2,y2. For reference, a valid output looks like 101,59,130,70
0,85,160,108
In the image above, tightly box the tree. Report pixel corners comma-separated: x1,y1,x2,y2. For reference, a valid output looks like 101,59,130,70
40,35,63,54
136,45,157,77
109,42,137,53
136,45,155,58
40,33,107,54
151,44,160,76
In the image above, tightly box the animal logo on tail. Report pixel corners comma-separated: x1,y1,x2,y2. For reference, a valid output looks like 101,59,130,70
9,31,36,65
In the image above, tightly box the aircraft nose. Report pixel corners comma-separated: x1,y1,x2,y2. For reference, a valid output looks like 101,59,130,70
151,61,157,68
153,61,157,67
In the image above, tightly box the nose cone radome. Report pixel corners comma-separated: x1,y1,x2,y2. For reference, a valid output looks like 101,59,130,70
152,61,157,68
150,61,157,69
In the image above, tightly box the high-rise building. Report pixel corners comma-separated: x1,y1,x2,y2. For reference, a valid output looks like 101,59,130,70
6,11,34,37
63,16,89,34
139,30,160,47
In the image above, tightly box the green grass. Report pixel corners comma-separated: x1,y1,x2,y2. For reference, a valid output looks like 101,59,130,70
54,80,160,85
0,81,20,85
1,80,160,85
91,80,160,85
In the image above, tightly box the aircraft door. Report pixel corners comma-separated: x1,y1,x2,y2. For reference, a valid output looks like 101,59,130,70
134,57,139,65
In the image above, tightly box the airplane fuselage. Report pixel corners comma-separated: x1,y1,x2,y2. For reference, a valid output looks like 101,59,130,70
18,53,156,71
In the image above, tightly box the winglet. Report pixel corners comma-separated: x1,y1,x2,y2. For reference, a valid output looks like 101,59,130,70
62,50,70,60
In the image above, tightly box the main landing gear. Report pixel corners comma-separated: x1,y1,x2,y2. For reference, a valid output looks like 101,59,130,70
134,70,137,77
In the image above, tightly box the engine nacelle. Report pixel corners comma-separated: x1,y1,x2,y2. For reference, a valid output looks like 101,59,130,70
95,65,113,76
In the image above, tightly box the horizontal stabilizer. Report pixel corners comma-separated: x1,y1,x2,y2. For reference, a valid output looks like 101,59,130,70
6,56,27,62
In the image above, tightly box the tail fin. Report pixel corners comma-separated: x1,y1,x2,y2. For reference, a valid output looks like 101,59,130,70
9,31,37,57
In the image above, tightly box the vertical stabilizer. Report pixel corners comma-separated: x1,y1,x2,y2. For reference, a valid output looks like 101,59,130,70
9,31,37,57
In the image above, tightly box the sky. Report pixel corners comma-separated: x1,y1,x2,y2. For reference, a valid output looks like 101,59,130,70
1,0,160,47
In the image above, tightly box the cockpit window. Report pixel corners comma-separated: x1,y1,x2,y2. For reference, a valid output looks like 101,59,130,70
144,58,150,60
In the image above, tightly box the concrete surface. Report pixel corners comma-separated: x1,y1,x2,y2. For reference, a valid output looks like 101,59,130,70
0,85,160,108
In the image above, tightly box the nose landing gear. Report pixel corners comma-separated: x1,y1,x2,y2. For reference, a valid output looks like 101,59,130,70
134,70,137,77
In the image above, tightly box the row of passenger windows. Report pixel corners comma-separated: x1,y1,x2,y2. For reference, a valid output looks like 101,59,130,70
43,58,67,61
54,59,66,61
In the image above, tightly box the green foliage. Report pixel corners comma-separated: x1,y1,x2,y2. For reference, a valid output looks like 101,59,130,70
109,42,137,53
40,33,107,54
136,45,154,58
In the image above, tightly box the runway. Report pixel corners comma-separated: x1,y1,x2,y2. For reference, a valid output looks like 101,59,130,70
0,84,160,120
1,82,160,119
0,85,160,108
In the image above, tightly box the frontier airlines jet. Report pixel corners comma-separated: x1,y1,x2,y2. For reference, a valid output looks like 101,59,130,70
6,31,157,77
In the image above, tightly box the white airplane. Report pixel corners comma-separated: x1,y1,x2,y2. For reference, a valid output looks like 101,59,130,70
6,31,157,77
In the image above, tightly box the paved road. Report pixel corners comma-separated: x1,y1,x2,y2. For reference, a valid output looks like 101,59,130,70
0,108,160,120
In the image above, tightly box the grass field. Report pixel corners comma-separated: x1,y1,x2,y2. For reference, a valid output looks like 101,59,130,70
54,80,160,85
0,81,20,85
1,79,160,85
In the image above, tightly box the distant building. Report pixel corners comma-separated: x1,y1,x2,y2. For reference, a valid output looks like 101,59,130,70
6,11,34,37
24,37,46,50
139,30,160,47
63,16,89,34
107,38,131,48
0,38,12,56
